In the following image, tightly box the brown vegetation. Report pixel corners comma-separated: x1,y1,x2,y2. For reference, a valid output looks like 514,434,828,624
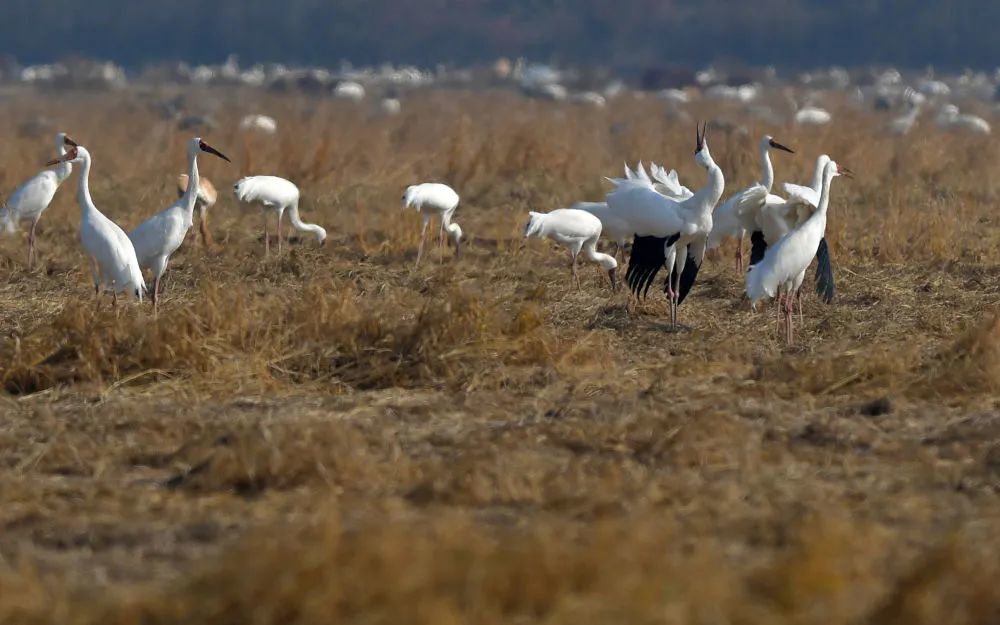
0,88,998,623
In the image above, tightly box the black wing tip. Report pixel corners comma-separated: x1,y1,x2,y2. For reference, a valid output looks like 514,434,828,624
749,230,767,267
815,237,835,304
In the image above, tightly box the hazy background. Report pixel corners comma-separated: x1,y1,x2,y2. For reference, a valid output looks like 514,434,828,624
4,0,997,71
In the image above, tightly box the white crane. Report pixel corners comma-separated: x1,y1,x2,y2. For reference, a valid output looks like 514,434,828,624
607,123,725,326
233,176,327,254
402,182,463,265
887,92,923,136
524,208,617,289
130,137,230,312
936,104,991,135
177,172,218,247
239,114,277,134
707,135,794,272
46,139,145,303
0,132,74,269
745,160,850,344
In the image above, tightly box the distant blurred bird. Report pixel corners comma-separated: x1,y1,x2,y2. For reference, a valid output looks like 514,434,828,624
131,137,230,312
402,183,463,265
239,114,277,134
936,104,991,135
177,173,218,247
0,132,74,269
234,176,327,254
524,208,617,290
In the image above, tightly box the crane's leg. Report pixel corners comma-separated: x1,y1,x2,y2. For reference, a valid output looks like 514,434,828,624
28,219,38,270
438,224,445,264
415,219,430,267
571,252,580,290
786,292,795,345
264,211,270,255
151,276,160,316
797,289,804,324
277,210,283,255
735,235,744,274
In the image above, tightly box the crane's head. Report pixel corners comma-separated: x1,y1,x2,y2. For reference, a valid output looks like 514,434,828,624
694,122,713,168
193,137,232,163
827,160,854,180
763,135,794,154
46,143,83,166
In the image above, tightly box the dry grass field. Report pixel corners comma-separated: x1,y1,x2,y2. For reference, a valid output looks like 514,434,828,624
0,86,998,624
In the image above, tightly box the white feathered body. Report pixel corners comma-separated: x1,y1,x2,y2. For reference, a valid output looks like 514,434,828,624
573,201,631,246
524,208,616,271
1,137,72,232
129,198,193,278
235,175,327,243
746,212,826,304
72,147,145,298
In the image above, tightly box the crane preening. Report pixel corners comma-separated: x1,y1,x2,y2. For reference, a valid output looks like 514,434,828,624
524,208,617,290
233,176,327,254
402,183,463,265
745,160,851,345
130,137,231,313
46,137,145,305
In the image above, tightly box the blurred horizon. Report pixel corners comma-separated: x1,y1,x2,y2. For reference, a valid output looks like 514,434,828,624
4,0,999,72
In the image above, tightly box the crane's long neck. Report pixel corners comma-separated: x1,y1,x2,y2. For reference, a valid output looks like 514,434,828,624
443,208,461,241
76,154,97,217
816,172,834,217
287,198,326,241
691,159,725,214
583,238,616,270
759,144,774,191
182,150,200,216
810,159,826,193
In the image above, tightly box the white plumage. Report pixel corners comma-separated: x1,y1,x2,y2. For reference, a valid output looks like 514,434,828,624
402,182,463,265
0,132,74,268
234,176,327,254
48,142,145,302
524,208,617,289
572,201,631,260
239,114,278,134
936,104,991,135
745,160,848,344
708,135,794,272
608,123,725,326
130,137,230,312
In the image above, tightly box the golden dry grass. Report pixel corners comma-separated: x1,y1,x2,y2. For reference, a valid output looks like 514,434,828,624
0,87,998,624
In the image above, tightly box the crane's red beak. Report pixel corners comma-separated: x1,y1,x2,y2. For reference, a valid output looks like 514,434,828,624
840,166,854,178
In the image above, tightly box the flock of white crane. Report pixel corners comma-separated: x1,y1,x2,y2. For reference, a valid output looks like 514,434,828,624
519,123,850,344
0,133,327,314
2,124,845,345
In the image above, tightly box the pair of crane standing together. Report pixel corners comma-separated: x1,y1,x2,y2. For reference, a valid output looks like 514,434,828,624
523,123,851,344
1,133,328,313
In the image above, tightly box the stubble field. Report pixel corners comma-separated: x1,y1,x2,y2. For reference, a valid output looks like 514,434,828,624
0,86,998,624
